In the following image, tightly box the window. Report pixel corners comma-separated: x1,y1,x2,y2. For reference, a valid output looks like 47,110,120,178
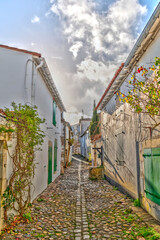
144,148,160,205
53,101,56,126
54,139,58,172
115,130,125,166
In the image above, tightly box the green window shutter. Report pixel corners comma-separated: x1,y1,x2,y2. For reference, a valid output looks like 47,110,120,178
144,148,160,205
53,101,56,126
48,143,52,184
54,139,58,172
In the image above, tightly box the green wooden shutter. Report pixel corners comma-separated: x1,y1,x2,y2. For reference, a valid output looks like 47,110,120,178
53,101,56,126
144,148,160,205
48,142,52,184
54,139,58,172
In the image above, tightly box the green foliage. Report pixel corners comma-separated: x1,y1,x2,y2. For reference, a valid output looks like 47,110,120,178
68,138,74,145
125,214,135,223
136,226,160,240
37,198,45,202
89,176,97,180
2,186,15,210
134,198,141,207
112,186,118,190
124,208,133,214
35,206,40,211
0,127,15,133
28,203,32,207
23,212,32,222
89,100,99,136
1,102,45,221
118,57,160,128
35,233,45,237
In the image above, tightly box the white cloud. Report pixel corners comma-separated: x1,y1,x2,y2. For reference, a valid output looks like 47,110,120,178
51,4,59,15
31,16,40,23
49,0,147,113
69,41,83,58
76,57,114,82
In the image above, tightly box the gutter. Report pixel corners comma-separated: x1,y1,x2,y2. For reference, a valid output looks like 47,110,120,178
96,63,124,110
33,57,66,112
125,2,160,67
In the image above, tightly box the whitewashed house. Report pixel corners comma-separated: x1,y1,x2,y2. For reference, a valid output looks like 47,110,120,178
72,123,81,154
96,3,160,221
80,127,91,160
61,119,73,169
0,45,66,207
79,117,91,157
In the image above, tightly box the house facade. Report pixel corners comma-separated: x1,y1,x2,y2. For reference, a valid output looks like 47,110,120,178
72,123,81,154
79,117,91,157
0,45,66,228
61,119,73,169
80,127,91,160
96,3,160,221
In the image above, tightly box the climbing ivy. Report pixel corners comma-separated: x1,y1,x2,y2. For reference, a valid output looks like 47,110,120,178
0,103,45,221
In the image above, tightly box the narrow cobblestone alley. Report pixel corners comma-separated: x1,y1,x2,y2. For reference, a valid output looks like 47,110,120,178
1,157,160,240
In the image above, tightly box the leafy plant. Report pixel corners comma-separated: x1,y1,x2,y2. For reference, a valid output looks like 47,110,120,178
118,57,160,129
2,186,15,221
89,100,99,136
89,177,97,181
1,103,45,221
23,212,32,222
37,198,44,202
134,198,141,207
124,208,133,214
35,206,40,211
113,186,118,190
136,226,160,240
68,138,74,145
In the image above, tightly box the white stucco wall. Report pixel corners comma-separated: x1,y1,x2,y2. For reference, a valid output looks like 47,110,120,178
0,47,62,201
101,28,160,216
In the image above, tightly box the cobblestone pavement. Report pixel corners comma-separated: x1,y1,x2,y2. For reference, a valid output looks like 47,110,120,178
1,157,160,240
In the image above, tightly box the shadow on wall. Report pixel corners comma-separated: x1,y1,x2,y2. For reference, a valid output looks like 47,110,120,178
103,151,124,183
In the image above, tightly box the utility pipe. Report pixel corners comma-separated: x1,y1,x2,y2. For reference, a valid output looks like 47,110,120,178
31,58,44,104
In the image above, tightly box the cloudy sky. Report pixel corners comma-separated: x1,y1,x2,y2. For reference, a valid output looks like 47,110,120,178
0,0,159,123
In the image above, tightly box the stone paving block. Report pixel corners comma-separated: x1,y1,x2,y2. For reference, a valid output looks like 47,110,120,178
1,158,160,240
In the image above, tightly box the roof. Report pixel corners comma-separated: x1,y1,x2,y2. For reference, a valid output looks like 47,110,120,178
79,118,91,123
0,44,66,112
34,57,66,112
96,63,124,110
0,44,41,57
96,2,160,111
80,127,89,137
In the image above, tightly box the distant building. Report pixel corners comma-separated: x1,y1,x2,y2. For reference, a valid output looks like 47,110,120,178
72,123,81,154
61,119,73,169
79,117,91,158
80,127,91,160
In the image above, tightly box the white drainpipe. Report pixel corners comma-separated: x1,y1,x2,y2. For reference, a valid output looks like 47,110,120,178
31,58,44,104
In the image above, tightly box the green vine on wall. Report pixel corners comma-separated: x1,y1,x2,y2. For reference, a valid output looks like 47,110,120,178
0,102,45,222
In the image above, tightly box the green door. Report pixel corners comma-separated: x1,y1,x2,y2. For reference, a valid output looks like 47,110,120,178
144,148,160,205
48,141,52,184
54,139,58,172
